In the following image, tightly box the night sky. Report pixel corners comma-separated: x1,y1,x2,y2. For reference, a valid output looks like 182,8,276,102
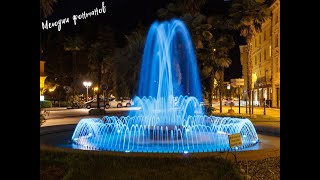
42,0,244,81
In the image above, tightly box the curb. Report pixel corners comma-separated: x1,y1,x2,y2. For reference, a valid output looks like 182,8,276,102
254,125,280,137
40,124,76,136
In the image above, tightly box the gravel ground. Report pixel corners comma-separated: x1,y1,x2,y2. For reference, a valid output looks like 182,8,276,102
237,156,280,180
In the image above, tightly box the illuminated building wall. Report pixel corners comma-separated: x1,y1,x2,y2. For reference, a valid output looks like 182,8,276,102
240,0,280,108
40,61,47,96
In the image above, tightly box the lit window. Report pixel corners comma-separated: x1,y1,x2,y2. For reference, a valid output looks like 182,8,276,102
259,35,261,45
260,53,261,63
269,45,272,57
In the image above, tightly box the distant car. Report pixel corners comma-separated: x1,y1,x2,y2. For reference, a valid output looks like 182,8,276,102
224,98,234,106
84,98,113,109
106,98,134,108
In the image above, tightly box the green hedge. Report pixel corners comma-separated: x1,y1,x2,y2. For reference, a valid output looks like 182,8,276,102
212,113,251,119
40,100,52,108
52,101,70,107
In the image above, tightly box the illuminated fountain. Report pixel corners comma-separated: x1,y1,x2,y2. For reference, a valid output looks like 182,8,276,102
72,19,258,153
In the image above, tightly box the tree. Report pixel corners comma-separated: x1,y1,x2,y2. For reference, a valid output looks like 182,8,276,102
40,0,58,18
228,0,269,114
156,1,236,110
123,25,147,96
64,34,85,102
195,14,235,113
88,27,115,109
157,0,207,20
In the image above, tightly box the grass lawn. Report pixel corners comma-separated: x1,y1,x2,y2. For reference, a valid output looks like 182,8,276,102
40,145,242,180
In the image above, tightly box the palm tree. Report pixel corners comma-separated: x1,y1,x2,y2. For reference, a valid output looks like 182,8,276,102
88,42,105,109
88,27,115,109
40,0,57,18
64,34,85,102
123,25,147,96
196,15,235,112
214,57,232,113
157,0,207,20
176,0,207,16
228,0,269,114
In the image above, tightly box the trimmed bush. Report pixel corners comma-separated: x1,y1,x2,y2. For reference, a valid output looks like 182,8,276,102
52,101,70,107
202,105,215,115
89,109,106,115
213,113,250,119
40,100,52,108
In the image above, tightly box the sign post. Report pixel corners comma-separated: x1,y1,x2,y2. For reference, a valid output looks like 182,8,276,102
230,79,244,114
101,84,108,107
228,133,242,148
227,133,242,162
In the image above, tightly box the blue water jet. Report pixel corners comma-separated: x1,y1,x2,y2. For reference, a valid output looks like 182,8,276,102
72,19,259,153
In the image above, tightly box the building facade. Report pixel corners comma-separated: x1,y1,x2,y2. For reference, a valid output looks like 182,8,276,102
40,60,47,96
240,0,280,108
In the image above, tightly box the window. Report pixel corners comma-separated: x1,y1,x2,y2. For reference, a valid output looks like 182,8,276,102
255,38,257,48
275,13,279,24
259,35,261,45
270,25,272,35
255,56,257,65
264,49,267,61
259,53,262,63
275,34,279,47
264,30,267,41
269,45,272,57
276,58,279,72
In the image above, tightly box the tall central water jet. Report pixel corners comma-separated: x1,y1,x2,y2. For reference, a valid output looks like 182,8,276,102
72,19,259,153
129,19,204,126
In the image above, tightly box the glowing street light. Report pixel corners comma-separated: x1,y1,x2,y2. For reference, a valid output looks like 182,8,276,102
83,81,92,102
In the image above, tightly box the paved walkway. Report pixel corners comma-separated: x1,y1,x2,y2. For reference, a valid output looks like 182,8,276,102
41,107,280,161
41,106,280,136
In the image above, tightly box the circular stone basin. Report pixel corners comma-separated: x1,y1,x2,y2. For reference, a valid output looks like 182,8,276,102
40,124,279,156
70,116,259,153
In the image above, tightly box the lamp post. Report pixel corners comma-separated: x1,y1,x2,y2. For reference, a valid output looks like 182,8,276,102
83,81,92,102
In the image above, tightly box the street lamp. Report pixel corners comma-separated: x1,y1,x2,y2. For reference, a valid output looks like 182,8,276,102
83,81,92,102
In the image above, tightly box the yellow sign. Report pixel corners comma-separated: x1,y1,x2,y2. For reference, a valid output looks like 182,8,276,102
228,133,242,148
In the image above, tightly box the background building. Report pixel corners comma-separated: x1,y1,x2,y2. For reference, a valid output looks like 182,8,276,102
239,45,248,99
271,0,280,108
40,60,47,96
240,0,280,108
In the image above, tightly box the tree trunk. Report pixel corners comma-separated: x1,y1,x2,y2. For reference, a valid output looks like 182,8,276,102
97,63,102,109
72,51,77,103
246,38,253,115
208,72,214,106
219,69,224,113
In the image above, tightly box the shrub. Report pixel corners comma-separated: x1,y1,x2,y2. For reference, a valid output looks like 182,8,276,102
89,109,106,115
202,105,215,115
52,101,70,107
40,100,52,108
212,113,250,119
